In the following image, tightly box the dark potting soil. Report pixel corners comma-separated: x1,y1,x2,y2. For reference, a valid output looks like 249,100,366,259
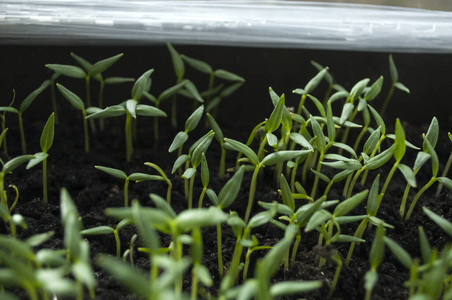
1,97,451,300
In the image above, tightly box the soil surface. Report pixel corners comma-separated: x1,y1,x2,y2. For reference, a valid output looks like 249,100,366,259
1,46,451,300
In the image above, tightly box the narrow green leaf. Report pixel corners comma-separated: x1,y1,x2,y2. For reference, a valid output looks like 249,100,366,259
311,60,333,83
364,76,383,101
292,88,306,95
46,64,86,79
172,154,189,174
326,101,336,141
129,173,163,182
86,105,126,119
248,210,275,229
169,132,189,153
176,207,228,231
305,68,327,94
194,264,213,287
182,168,197,179
104,77,135,85
414,152,430,171
266,132,278,147
289,132,312,150
398,164,417,188
132,201,161,252
334,215,366,225
136,104,166,117
181,54,212,74
218,166,245,209
364,270,378,292
201,153,209,187
424,138,439,177
266,94,285,133
26,152,48,169
57,84,85,111
0,107,19,114
365,144,395,170
310,169,330,183
334,190,368,217
349,78,369,102
213,69,245,82
389,54,398,82
131,69,154,101
336,235,365,243
305,209,331,232
367,175,380,215
329,90,349,103
126,100,137,118
394,118,406,162
368,104,386,134
185,105,204,132
270,281,322,297
339,103,354,124
332,142,357,159
3,155,35,174
280,174,295,211
64,213,81,260
224,138,259,165
206,113,224,143
261,150,312,167
158,80,187,102
321,159,362,170
40,113,55,153
418,226,432,263
95,165,127,179
424,117,439,151
332,169,354,183
384,237,413,269
81,226,114,235
89,53,123,77
192,131,214,168
394,82,410,93
149,194,177,219
437,177,452,190
307,94,326,118
363,127,381,155
310,116,326,154
184,80,204,103
206,189,219,206
20,80,51,113
70,52,92,72
167,43,185,80
370,226,385,269
296,196,326,227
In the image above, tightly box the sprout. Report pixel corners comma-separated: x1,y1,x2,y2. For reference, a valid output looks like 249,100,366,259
436,132,452,196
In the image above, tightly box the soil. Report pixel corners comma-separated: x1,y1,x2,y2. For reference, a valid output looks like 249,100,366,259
1,45,451,300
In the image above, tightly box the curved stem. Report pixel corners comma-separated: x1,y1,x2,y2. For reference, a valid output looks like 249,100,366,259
291,164,299,193
404,177,437,222
345,218,368,265
353,124,369,152
290,233,302,264
114,230,121,257
400,168,420,218
219,147,226,180
378,162,399,207
245,166,261,223
198,187,207,208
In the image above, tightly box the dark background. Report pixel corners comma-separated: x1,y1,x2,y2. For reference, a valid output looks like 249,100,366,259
1,45,451,130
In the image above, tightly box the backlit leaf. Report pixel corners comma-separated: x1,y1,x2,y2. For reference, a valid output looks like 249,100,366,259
95,165,127,179
214,69,245,82
131,69,154,101
167,43,185,80
46,64,86,79
181,55,212,74
185,105,204,132
169,131,189,153
398,164,416,188
218,166,245,209
304,68,327,94
57,84,84,111
89,53,123,77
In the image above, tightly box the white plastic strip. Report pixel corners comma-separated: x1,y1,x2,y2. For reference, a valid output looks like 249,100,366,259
1,0,452,52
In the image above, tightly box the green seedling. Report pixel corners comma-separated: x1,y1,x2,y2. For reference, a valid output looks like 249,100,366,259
436,132,452,196
311,60,342,104
292,67,328,115
0,199,27,238
222,224,321,300
241,236,272,281
224,137,312,223
181,53,244,117
198,153,209,208
168,105,205,158
206,166,245,279
0,91,16,156
95,165,166,207
87,98,166,162
400,117,438,218
60,188,96,299
189,227,213,300
404,136,452,221
0,155,35,209
0,81,50,154
144,162,172,204
81,218,132,257
206,113,227,179
380,54,410,118
26,113,55,203
167,42,186,128
172,130,215,208
56,84,90,153
220,205,278,294
364,225,386,300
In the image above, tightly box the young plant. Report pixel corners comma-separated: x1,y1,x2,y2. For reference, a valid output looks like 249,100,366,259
26,113,55,203
380,54,410,118
143,162,173,204
404,136,452,221
167,42,186,128
436,132,452,196
81,218,132,257
206,112,227,179
364,225,386,300
206,166,245,279
56,84,90,153
189,227,214,300
292,67,328,115
0,91,16,156
0,81,50,154
95,165,166,207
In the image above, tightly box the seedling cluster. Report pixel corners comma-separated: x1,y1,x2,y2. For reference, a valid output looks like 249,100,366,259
0,46,451,300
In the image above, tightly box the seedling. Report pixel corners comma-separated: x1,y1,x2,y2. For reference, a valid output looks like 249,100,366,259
143,162,173,204
364,225,386,300
95,165,166,207
26,113,55,203
436,132,452,196
206,113,227,179
292,67,328,115
81,218,132,257
0,81,50,154
380,54,410,118
0,91,16,156
167,42,186,128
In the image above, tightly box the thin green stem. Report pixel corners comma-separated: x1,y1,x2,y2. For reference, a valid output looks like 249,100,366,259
198,187,207,208
400,168,420,218
82,110,89,153
42,158,48,203
217,224,224,279
345,218,368,265
296,94,307,116
18,112,26,154
310,153,324,199
360,135,386,186
338,108,358,154
378,162,399,206
188,174,196,209
347,169,364,199
328,255,342,299
257,134,268,162
380,83,395,118
114,230,121,257
8,184,19,213
2,117,8,156
290,233,302,264
191,265,199,300
290,164,299,193
0,173,6,206
243,248,252,281
353,124,368,152
323,181,333,197
51,79,59,124
125,112,133,162
99,80,105,131
245,166,261,223
219,147,226,180
436,150,452,196
124,178,130,207
404,177,437,222
85,77,96,134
